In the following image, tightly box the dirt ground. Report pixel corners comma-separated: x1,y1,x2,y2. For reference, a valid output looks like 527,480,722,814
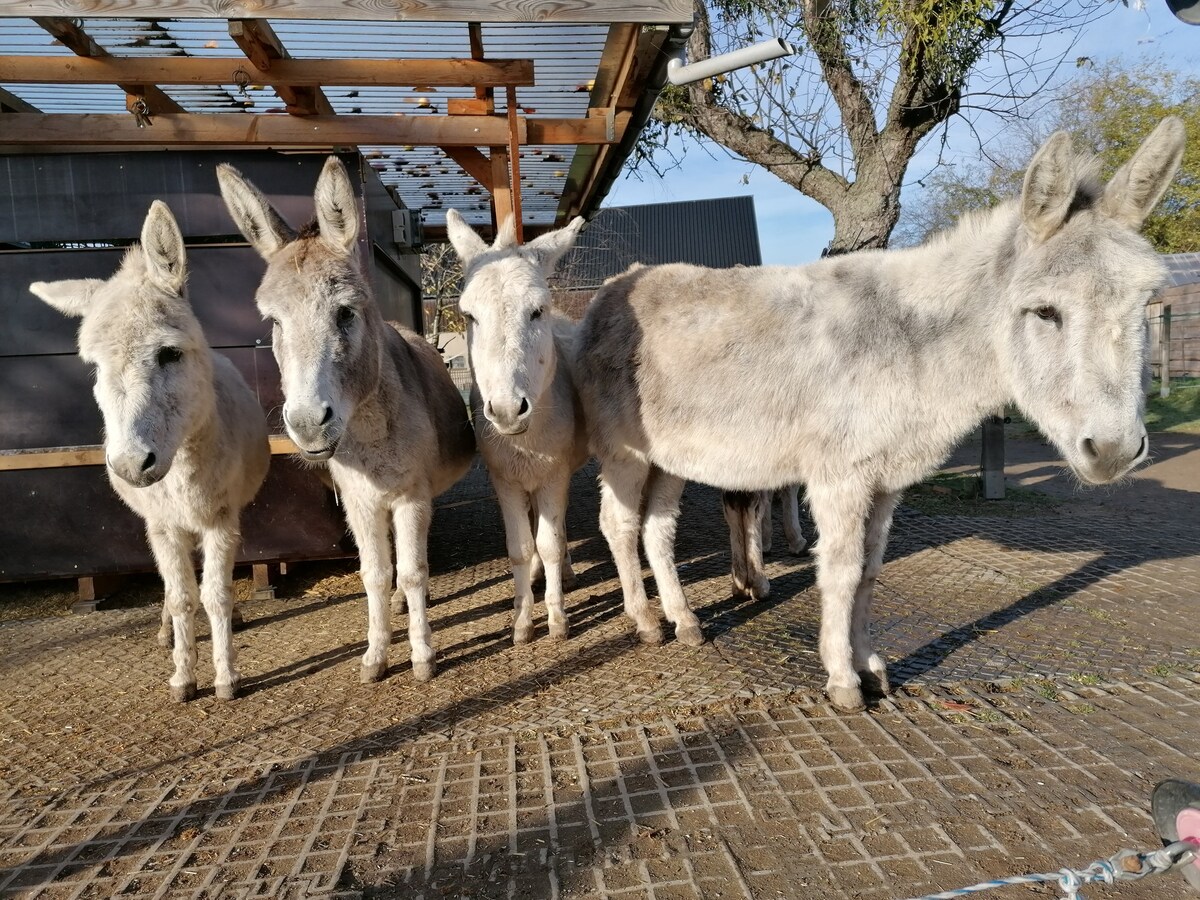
1,432,1198,899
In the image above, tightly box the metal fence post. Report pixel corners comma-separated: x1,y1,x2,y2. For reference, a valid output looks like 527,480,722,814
981,415,1005,500
1161,304,1172,399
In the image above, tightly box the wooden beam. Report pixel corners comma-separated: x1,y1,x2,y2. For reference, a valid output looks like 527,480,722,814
228,19,333,116
1,435,300,472
0,87,38,113
441,146,493,190
468,21,492,103
11,2,693,24
0,55,537,89
33,18,184,115
0,113,625,147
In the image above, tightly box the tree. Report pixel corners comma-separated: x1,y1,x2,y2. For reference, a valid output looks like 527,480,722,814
421,241,465,340
896,58,1200,252
644,0,1111,253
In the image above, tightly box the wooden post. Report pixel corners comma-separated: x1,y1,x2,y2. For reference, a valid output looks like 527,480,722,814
251,563,276,601
1161,304,1172,399
489,145,513,232
980,415,1005,500
507,85,523,243
75,574,126,613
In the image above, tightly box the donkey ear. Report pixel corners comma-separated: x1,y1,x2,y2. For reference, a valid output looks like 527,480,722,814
216,163,295,258
1020,131,1079,242
140,200,187,294
445,208,488,266
314,156,360,254
29,279,104,318
493,214,518,251
1101,116,1186,230
523,216,585,276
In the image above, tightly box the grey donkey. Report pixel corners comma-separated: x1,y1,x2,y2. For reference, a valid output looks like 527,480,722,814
30,201,270,702
445,210,588,645
575,118,1185,712
217,157,475,684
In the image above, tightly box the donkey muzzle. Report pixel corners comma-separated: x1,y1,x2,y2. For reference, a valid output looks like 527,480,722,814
1075,431,1149,484
283,402,340,460
107,448,168,487
483,395,531,436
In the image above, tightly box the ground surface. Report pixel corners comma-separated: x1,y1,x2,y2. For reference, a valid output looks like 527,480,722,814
1,432,1198,899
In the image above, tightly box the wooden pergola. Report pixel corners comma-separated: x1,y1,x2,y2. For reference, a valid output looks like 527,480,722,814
0,1,693,240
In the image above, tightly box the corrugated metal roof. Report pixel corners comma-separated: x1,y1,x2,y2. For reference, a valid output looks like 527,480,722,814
558,195,762,290
0,17,609,227
1163,252,1200,288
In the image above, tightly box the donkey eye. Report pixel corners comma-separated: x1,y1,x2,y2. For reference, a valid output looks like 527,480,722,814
530,307,544,321
1035,306,1059,322
336,306,355,330
157,346,183,366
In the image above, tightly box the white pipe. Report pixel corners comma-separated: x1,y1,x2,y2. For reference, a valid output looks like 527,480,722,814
666,37,795,87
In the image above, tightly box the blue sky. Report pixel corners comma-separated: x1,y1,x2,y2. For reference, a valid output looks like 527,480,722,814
604,4,1199,265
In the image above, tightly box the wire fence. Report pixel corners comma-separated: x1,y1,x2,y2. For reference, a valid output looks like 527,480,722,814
1146,305,1200,382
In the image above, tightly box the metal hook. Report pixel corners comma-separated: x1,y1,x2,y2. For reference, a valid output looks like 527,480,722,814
130,98,152,128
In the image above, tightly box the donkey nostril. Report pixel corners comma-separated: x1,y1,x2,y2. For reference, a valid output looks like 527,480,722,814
319,405,333,426
141,452,157,472
518,397,530,416
1081,438,1099,461
1136,434,1148,459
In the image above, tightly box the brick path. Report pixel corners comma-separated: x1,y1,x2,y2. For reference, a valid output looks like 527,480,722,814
1,433,1198,899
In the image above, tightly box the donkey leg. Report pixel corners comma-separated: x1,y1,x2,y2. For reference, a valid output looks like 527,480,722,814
853,491,901,698
759,490,773,554
781,485,808,555
806,480,872,712
199,521,241,700
744,491,771,599
598,457,662,644
643,469,704,646
494,479,537,645
157,602,173,649
146,525,200,702
527,501,544,589
344,499,393,684
535,476,572,641
722,491,752,598
393,495,436,682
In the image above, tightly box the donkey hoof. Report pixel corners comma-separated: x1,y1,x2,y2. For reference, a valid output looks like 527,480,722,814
561,568,578,590
751,577,771,600
858,669,890,698
412,660,436,683
730,579,753,599
170,682,197,703
360,660,388,684
215,679,240,701
827,685,865,713
231,609,248,632
789,541,809,556
157,630,174,650
637,626,664,646
513,626,534,646
548,622,570,641
676,624,705,647
390,590,407,616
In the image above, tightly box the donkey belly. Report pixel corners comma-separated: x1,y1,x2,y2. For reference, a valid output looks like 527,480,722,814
643,417,809,491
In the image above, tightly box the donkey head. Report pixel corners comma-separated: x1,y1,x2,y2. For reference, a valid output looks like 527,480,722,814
447,210,584,435
218,157,382,461
30,201,211,487
1002,116,1185,485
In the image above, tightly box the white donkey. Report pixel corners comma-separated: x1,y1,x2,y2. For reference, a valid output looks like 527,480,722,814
576,119,1185,712
30,201,270,702
722,486,807,600
218,158,475,684
445,211,587,645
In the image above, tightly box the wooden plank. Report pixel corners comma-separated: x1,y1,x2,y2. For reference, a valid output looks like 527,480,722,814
0,113,547,147
11,2,692,23
468,21,492,103
33,17,185,115
447,97,494,115
0,55,537,88
228,19,334,116
441,146,493,190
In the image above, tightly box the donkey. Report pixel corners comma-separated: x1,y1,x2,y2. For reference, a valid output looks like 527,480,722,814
217,157,475,684
445,211,587,645
575,119,1185,712
723,486,808,600
29,201,270,702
